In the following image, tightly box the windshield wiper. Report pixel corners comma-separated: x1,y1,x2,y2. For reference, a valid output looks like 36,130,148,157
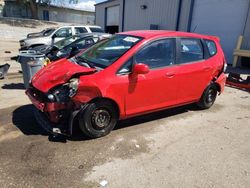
75,56,96,68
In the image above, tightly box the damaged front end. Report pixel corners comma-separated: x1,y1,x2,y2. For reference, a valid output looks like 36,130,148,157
26,78,83,136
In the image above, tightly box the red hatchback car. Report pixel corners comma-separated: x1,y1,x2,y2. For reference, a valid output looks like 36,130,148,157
26,30,226,138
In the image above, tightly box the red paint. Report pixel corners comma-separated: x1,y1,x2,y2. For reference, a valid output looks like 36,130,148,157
32,58,96,93
27,30,226,125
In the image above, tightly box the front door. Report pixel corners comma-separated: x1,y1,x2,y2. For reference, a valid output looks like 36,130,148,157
52,27,73,44
124,38,179,116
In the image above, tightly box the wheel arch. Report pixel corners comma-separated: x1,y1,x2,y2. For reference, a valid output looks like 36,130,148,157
211,78,222,93
89,97,121,119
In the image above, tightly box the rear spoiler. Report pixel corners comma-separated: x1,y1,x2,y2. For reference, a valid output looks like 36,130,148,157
210,36,220,42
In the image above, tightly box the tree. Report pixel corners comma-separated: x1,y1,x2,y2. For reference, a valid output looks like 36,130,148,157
16,0,51,19
16,0,77,19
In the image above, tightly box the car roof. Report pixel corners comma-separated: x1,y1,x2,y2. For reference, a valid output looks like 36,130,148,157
68,25,102,28
76,32,107,37
119,30,218,41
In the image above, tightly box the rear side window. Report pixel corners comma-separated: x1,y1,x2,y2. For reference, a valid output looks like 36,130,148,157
75,27,88,34
205,40,217,56
89,27,104,33
180,38,203,64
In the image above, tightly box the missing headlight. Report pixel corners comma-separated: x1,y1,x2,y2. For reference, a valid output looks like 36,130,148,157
47,78,79,102
68,78,79,97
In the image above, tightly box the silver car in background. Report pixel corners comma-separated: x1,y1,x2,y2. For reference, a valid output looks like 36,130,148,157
19,25,106,50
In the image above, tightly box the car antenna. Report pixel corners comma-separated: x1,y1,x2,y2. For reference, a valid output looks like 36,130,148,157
192,25,198,33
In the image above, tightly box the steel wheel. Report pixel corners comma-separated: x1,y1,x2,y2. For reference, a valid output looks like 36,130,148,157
205,88,217,105
79,100,118,138
91,108,112,130
197,84,218,109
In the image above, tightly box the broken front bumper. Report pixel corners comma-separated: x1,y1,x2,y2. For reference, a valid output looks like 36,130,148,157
26,88,76,136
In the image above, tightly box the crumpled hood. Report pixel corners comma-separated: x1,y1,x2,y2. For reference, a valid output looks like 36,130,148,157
32,58,96,93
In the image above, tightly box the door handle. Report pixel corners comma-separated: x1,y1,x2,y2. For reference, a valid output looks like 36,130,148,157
204,66,212,71
166,72,175,78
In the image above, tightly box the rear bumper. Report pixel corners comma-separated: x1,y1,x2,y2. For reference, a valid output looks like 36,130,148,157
216,73,226,93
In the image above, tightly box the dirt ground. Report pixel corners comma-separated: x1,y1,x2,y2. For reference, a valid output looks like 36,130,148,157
0,21,250,188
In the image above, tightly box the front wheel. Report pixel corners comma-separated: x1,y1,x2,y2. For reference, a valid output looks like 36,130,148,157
79,100,118,138
197,84,218,109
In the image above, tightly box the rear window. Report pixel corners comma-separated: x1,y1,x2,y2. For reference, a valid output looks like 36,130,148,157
89,27,104,33
205,40,217,56
75,27,88,34
180,38,204,64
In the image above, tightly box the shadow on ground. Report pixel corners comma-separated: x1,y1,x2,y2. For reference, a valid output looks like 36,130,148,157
12,104,48,136
2,83,25,90
12,104,198,142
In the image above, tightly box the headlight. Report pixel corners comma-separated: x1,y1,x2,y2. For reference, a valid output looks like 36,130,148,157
47,94,55,101
68,78,79,97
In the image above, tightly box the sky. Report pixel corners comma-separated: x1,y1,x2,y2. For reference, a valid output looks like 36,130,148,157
51,0,107,12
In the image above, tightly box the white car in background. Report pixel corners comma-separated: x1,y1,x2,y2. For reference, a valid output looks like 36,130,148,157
19,25,105,50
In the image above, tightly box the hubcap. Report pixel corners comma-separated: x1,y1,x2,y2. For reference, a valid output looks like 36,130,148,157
91,109,111,129
206,89,216,104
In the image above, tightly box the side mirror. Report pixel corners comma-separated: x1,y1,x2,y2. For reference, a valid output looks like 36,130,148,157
133,63,149,75
52,34,56,39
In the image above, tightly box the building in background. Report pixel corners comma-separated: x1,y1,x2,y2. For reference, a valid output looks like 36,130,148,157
3,0,95,25
0,0,5,17
95,0,250,65
37,4,95,24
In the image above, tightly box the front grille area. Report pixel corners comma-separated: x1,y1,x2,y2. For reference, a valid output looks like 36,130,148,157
29,86,48,102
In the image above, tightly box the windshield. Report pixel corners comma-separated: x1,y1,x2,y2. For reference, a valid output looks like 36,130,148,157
89,27,104,33
54,35,81,49
43,28,55,36
77,35,143,68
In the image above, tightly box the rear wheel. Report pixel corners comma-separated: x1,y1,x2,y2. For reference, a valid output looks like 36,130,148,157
79,100,118,138
197,84,218,109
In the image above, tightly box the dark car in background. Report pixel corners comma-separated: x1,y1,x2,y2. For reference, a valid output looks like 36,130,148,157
31,32,111,62
46,33,111,62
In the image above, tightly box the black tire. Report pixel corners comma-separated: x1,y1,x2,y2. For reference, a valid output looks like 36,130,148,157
197,84,218,109
79,100,118,138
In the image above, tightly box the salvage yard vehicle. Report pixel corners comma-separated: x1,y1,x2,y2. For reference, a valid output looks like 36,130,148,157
19,25,104,50
30,32,110,55
38,33,111,62
26,28,56,39
26,30,227,138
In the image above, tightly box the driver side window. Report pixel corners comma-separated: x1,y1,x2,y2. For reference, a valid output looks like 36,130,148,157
54,28,72,38
135,38,175,69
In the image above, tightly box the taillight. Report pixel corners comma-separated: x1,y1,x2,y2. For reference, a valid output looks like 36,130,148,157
223,59,227,72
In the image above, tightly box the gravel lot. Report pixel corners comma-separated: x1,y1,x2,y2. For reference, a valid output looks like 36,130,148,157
0,20,250,188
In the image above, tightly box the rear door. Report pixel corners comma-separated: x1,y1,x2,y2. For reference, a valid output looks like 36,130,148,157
175,38,212,103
